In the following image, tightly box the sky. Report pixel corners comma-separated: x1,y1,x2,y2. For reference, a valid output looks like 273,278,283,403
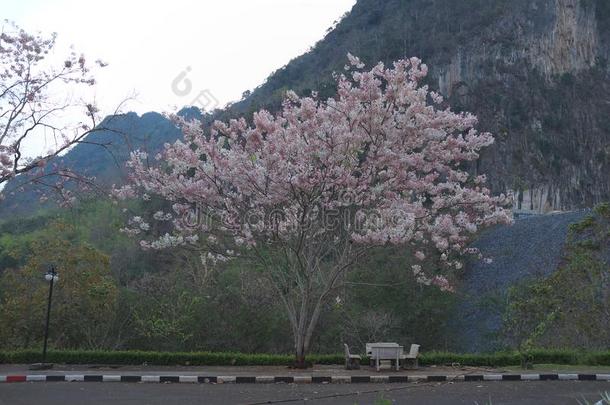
5,0,356,117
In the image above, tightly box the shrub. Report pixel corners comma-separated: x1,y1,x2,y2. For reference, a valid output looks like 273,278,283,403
0,349,607,367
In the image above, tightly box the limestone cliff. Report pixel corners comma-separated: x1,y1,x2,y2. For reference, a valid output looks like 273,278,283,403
429,0,608,212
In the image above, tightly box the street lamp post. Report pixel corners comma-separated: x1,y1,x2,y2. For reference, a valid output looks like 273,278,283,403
29,265,59,371
42,266,58,364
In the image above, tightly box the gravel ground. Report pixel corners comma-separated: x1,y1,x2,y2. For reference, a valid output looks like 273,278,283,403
450,210,590,352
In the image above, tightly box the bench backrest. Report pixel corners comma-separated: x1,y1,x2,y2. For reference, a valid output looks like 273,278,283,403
366,342,399,356
408,344,420,357
372,346,401,358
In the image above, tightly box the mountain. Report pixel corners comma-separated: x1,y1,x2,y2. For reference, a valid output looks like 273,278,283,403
229,0,610,213
3,0,609,216
0,110,197,216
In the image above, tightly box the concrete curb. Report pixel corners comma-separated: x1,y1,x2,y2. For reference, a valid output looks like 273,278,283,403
0,374,609,384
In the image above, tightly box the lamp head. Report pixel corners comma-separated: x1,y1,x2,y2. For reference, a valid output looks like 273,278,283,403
44,265,58,282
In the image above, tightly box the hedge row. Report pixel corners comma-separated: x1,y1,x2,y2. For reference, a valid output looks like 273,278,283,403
0,349,608,367
0,350,342,366
421,350,610,366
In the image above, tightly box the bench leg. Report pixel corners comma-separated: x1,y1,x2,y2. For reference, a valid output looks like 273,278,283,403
346,358,360,370
401,358,418,369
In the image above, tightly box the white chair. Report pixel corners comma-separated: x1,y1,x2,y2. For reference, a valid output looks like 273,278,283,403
344,343,361,370
400,344,420,368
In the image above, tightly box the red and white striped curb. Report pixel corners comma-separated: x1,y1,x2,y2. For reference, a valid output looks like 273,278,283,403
0,374,609,383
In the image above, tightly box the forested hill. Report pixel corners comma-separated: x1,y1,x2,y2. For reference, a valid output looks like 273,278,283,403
0,109,201,216
3,0,610,216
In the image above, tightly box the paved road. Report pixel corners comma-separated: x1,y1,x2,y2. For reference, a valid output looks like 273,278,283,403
0,381,609,405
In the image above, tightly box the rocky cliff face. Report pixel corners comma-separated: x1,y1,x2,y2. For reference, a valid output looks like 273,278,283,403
436,0,600,96
431,0,609,212
532,0,599,75
232,0,610,213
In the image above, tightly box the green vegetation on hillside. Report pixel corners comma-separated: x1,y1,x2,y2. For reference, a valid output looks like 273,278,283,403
0,198,456,353
1,199,607,354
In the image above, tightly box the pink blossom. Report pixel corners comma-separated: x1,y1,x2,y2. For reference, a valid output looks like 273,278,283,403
120,55,512,294
431,275,455,292
415,251,426,261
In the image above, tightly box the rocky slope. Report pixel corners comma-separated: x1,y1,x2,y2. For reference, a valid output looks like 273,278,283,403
448,210,590,352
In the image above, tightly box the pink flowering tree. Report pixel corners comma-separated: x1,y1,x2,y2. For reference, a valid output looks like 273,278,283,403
117,55,512,367
0,21,116,202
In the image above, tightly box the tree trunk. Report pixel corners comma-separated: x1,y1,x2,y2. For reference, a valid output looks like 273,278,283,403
292,294,326,369
280,250,359,369
292,300,312,369
294,342,308,369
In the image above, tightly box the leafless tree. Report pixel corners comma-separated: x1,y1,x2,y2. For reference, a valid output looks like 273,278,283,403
0,20,127,203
